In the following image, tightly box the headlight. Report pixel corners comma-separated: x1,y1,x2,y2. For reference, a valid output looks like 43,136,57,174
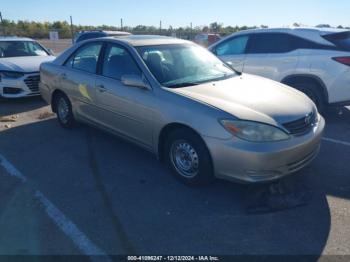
220,120,290,142
0,71,25,81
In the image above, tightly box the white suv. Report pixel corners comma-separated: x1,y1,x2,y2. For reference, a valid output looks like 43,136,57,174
209,27,350,111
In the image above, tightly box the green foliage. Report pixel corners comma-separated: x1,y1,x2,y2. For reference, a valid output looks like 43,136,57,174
0,19,265,39
1,19,349,40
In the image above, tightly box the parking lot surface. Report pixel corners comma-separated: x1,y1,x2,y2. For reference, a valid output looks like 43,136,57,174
1,97,350,259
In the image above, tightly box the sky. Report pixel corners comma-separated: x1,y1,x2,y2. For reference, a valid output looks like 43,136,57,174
0,0,349,28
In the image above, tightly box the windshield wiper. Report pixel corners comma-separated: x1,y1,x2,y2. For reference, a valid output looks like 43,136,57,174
166,82,200,88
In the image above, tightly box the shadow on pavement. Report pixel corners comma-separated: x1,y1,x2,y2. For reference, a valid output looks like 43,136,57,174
322,106,350,124
0,118,335,258
0,96,47,117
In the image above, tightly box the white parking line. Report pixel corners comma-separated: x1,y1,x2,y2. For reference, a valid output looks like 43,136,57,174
0,153,110,260
35,191,109,258
322,137,350,147
0,154,27,183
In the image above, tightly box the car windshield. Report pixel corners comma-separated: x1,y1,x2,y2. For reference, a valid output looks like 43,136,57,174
137,44,236,88
0,41,49,58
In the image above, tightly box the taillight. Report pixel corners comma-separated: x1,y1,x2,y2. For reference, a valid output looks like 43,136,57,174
332,57,350,66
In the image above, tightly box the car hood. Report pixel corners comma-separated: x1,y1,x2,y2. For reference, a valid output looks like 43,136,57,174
170,74,315,126
0,56,55,73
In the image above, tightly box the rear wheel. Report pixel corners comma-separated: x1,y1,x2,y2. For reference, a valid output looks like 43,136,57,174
164,129,214,186
53,93,75,129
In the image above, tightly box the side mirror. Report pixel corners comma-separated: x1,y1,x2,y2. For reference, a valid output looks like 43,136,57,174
211,48,217,55
121,74,151,90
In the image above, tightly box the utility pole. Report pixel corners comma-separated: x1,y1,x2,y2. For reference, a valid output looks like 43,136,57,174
120,18,123,31
0,12,4,35
70,16,74,44
190,22,193,40
159,20,162,35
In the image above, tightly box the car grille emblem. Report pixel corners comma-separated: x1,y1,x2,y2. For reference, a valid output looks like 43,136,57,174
305,113,312,125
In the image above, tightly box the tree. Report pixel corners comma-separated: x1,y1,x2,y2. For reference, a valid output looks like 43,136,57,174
209,22,222,33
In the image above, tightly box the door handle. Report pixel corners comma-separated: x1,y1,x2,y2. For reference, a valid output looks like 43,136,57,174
97,84,107,93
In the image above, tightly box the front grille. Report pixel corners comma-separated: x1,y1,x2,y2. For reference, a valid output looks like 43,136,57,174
282,111,316,136
3,87,22,94
24,74,40,93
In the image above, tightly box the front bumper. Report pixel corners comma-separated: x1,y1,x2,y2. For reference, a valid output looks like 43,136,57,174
204,115,325,183
0,73,40,98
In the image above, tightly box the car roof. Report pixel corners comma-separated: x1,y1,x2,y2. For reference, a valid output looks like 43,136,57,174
210,26,350,49
105,35,191,46
233,26,349,36
0,36,35,41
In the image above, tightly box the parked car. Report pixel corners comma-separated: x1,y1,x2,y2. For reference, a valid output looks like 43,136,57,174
209,27,350,111
40,35,324,185
0,37,55,98
194,33,221,47
74,30,132,43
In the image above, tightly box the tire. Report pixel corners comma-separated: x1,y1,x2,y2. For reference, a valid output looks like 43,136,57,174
53,93,75,129
289,81,325,113
164,128,214,186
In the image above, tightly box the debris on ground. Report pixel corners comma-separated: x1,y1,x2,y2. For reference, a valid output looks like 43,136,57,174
245,178,312,214
0,115,19,122
37,111,55,120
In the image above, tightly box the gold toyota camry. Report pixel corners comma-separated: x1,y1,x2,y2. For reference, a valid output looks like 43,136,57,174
39,35,325,185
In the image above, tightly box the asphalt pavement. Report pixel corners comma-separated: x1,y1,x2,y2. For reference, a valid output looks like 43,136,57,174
0,97,350,260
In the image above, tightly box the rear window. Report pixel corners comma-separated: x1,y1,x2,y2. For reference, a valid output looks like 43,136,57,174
323,31,350,51
247,33,295,54
77,32,106,42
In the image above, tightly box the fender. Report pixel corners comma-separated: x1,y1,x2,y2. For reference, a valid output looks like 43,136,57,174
281,74,329,104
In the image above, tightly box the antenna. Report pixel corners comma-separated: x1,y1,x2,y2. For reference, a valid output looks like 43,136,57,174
70,16,74,44
0,12,4,35
241,59,246,75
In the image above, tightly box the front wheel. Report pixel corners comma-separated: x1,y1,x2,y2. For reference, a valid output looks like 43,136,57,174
164,129,214,186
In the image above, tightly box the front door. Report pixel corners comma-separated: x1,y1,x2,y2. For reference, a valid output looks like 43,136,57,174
95,43,154,148
212,35,249,73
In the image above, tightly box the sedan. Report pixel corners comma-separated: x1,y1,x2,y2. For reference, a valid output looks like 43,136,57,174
39,35,325,185
0,37,55,98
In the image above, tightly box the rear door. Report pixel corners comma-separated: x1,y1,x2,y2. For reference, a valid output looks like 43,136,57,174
244,33,299,81
60,42,103,123
211,35,249,72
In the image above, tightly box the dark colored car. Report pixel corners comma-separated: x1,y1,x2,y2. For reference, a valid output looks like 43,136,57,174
74,30,131,43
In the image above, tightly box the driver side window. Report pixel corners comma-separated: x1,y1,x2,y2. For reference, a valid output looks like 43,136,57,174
215,36,249,56
102,44,141,80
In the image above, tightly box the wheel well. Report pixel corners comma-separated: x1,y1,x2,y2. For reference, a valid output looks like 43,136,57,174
281,75,329,104
51,89,67,113
158,123,208,162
